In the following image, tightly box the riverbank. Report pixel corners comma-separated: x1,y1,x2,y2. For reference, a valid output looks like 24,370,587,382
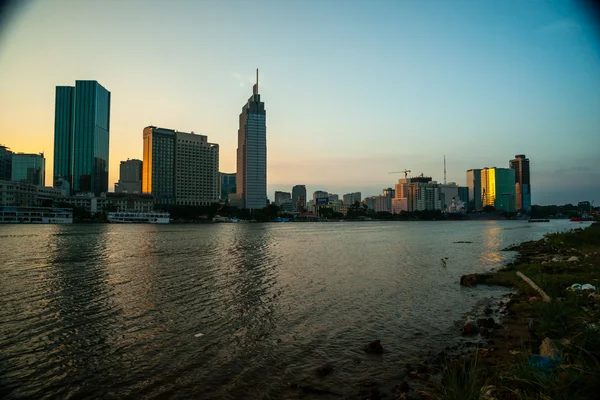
429,222,600,400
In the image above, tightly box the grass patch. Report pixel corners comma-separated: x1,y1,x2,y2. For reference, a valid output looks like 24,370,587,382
433,355,488,400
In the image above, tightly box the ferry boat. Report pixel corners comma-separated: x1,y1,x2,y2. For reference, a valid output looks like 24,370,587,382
107,211,170,224
0,206,73,224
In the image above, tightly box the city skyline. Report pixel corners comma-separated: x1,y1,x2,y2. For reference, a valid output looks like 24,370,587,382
1,0,599,205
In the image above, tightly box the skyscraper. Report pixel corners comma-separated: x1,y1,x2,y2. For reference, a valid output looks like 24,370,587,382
274,191,291,206
292,185,307,211
481,167,516,212
12,152,45,186
53,81,111,195
466,169,482,210
233,69,267,209
343,192,361,206
509,154,531,212
115,159,142,193
142,126,219,206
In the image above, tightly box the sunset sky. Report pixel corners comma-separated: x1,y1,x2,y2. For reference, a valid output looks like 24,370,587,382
0,0,599,204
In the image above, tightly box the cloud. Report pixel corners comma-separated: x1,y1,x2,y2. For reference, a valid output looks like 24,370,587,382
539,19,582,35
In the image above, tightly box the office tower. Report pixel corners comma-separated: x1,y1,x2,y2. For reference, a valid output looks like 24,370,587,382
274,191,291,205
292,184,307,211
328,193,339,203
509,154,531,212
313,190,328,204
142,126,219,206
53,81,111,195
466,169,482,210
0,145,13,181
143,127,176,205
175,131,219,206
405,177,443,211
343,192,361,206
439,183,459,211
11,152,45,186
220,172,236,201
233,69,267,209
115,159,142,193
481,167,516,212
458,186,469,204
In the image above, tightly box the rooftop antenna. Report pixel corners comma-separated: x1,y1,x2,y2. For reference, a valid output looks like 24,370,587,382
253,68,259,95
444,155,447,184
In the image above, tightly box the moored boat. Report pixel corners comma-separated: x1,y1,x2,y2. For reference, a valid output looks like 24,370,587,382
0,206,73,224
107,211,170,223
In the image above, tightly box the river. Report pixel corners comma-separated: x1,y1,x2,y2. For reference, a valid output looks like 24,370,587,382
0,220,580,399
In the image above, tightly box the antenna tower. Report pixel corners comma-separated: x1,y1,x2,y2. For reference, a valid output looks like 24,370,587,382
444,155,447,184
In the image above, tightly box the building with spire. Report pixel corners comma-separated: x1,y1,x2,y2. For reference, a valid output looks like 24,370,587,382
230,69,267,209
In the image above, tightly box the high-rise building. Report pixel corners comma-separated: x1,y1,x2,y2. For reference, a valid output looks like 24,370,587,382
481,167,516,213
509,154,531,212
0,145,13,181
274,191,291,206
406,177,442,211
11,152,45,186
328,193,339,203
343,192,361,206
175,131,219,206
220,172,236,201
232,69,267,209
115,159,142,193
439,183,459,211
458,186,469,204
142,127,176,205
142,126,219,206
313,190,329,204
466,169,482,211
292,185,307,211
53,81,111,195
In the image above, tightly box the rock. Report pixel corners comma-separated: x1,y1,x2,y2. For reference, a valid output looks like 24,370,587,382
567,256,579,262
408,371,429,380
397,380,410,393
462,322,477,335
460,274,477,287
477,318,496,329
315,363,334,377
540,337,560,358
364,339,384,354
484,307,493,315
416,363,429,373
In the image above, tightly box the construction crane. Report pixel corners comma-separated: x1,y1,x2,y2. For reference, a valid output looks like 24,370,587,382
389,169,411,179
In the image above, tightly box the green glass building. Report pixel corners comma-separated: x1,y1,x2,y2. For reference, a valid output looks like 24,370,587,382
53,81,111,195
11,153,45,186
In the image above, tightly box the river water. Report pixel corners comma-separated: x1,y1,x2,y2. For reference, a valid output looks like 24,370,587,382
0,220,579,399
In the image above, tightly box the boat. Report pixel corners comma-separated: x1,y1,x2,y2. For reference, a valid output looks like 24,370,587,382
570,217,593,222
529,219,550,223
0,206,73,224
107,211,170,223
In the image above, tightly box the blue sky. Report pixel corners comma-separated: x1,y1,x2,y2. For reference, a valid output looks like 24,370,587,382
0,0,598,204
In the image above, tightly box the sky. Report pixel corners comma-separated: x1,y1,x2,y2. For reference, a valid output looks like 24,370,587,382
0,0,599,205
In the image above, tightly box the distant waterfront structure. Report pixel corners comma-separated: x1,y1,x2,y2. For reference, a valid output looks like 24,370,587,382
292,185,307,211
328,193,339,203
53,81,111,195
274,191,291,206
0,180,63,206
509,154,531,213
343,192,361,206
115,159,142,194
481,167,516,213
406,177,442,211
466,169,482,211
0,145,13,181
220,172,236,201
458,186,469,204
142,126,219,206
231,69,267,209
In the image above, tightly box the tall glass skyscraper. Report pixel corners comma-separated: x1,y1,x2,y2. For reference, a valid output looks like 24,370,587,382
0,145,13,181
53,81,111,195
233,69,267,210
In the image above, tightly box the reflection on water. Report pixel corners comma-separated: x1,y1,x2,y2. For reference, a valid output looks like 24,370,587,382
0,220,575,399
